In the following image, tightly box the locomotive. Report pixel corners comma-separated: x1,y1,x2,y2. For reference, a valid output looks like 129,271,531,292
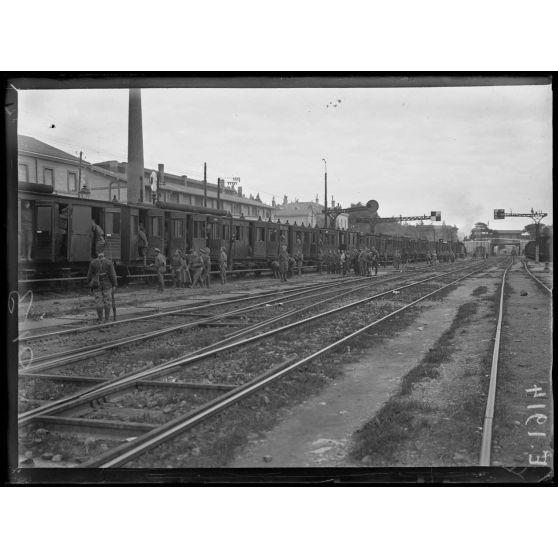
17,182,465,281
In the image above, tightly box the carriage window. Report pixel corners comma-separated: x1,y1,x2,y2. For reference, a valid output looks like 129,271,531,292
235,225,242,241
256,227,265,242
131,215,139,233
208,223,219,239
194,220,206,239
222,224,230,240
43,168,54,186
268,229,277,242
173,219,184,238
304,232,310,244
150,216,162,237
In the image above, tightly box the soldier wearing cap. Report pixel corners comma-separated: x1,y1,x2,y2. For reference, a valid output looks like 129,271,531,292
201,247,212,288
190,249,204,288
181,249,192,287
90,218,105,258
171,249,183,288
278,245,289,282
154,248,166,292
219,246,228,285
86,251,117,322
316,240,324,274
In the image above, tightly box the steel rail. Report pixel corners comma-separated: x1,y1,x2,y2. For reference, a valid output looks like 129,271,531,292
18,274,370,342
19,262,488,426
88,265,485,468
19,259,466,342
479,262,513,466
522,260,552,295
20,273,382,373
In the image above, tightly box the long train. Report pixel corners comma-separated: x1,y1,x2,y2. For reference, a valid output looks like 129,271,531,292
17,182,466,281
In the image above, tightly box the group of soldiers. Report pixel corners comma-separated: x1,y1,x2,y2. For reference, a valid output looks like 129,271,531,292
157,246,229,291
321,247,381,277
86,226,229,321
270,238,304,282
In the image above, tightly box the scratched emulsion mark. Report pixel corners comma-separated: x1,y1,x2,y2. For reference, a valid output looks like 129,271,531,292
8,289,34,369
525,383,553,467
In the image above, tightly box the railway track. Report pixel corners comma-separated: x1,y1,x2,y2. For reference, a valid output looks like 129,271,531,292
479,258,553,466
20,262,470,369
18,259,491,467
21,260,457,341
20,273,391,373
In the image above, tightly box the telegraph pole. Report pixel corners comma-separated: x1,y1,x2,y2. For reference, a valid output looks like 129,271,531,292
78,150,83,193
203,163,207,207
324,160,328,227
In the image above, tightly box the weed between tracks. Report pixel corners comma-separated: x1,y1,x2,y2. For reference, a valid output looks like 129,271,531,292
349,278,500,466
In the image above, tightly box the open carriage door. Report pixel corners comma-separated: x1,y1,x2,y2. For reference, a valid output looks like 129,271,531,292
104,207,122,262
34,202,54,262
69,204,92,262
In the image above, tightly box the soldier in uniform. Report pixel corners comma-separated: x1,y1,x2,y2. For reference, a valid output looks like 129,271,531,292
340,249,347,277
201,247,212,288
20,200,33,261
219,246,228,285
316,241,324,274
294,247,303,277
154,247,166,292
90,218,105,258
357,249,366,276
278,245,289,282
138,223,148,266
181,249,192,287
325,250,332,274
171,249,183,288
86,251,117,322
190,249,204,288
393,249,401,270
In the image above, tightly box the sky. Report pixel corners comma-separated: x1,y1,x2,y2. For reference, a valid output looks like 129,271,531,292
17,84,552,238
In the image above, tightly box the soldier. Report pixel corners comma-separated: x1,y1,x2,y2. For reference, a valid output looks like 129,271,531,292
278,245,289,282
181,249,192,287
316,241,324,274
170,249,183,288
340,249,347,277
294,247,303,277
401,249,408,271
90,218,105,258
190,249,204,288
393,249,401,271
138,223,148,266
219,246,228,285
201,247,212,288
357,249,366,276
86,251,117,322
325,250,332,274
370,249,379,276
154,248,166,292
20,200,33,261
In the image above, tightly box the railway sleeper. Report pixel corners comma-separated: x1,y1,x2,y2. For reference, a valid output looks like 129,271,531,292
32,415,156,441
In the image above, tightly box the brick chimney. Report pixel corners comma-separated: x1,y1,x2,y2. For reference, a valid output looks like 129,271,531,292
126,89,144,204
